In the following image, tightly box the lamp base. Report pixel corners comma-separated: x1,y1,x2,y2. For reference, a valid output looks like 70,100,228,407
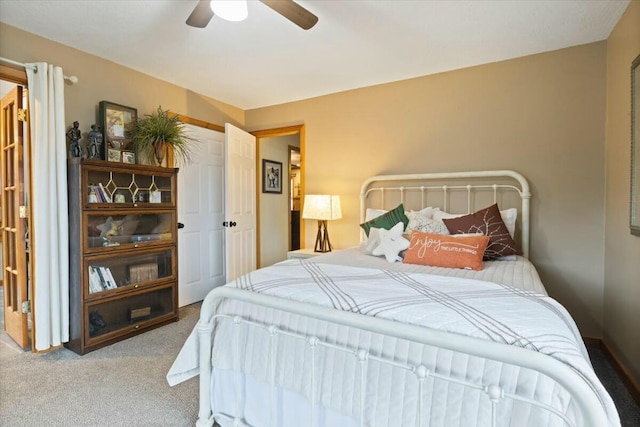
314,220,333,253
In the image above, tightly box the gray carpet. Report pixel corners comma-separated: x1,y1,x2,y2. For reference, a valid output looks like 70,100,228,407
0,302,200,427
588,347,640,427
1,296,639,426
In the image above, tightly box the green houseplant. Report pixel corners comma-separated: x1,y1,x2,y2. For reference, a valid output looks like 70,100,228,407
132,106,194,166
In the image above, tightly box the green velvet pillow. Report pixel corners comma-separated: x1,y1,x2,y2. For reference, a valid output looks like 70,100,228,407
360,204,409,237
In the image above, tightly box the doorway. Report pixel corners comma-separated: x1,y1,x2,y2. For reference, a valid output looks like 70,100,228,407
289,146,301,252
252,125,304,268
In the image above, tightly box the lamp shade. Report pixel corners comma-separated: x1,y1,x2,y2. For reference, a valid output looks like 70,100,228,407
302,195,342,220
210,0,248,22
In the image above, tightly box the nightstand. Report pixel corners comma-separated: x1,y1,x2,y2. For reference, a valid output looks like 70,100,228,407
287,248,326,259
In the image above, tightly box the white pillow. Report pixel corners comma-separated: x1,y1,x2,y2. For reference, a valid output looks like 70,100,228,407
406,211,449,235
372,222,410,263
366,206,438,222
407,206,440,219
365,208,387,222
363,227,382,254
499,208,517,239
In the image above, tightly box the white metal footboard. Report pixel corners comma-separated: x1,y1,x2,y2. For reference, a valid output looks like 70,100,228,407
195,286,609,427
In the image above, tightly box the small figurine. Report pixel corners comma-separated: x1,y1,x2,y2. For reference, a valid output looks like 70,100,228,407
87,124,103,159
88,187,98,203
66,121,82,158
96,216,123,247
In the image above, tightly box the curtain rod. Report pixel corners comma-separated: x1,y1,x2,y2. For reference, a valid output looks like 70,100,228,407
0,56,78,84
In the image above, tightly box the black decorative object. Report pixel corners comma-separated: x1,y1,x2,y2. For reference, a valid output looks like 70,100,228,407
66,121,82,158
89,311,106,337
87,124,103,160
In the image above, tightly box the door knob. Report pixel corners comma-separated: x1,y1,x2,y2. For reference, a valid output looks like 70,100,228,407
230,221,237,227
222,221,228,227
177,222,185,229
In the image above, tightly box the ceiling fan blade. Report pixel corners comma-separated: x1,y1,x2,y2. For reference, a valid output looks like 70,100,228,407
260,0,318,30
186,0,214,28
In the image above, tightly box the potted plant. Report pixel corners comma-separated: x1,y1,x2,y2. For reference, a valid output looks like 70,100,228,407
132,106,194,166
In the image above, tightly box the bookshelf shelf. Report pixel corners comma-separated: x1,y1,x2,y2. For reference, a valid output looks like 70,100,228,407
66,158,179,355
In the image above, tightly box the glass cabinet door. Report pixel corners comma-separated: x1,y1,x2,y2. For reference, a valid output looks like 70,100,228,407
85,284,175,341
84,211,175,251
84,248,175,297
84,167,175,206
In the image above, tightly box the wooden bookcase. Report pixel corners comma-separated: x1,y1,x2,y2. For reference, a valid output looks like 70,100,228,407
66,158,179,354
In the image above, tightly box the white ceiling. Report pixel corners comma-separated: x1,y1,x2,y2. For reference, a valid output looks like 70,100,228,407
0,0,630,109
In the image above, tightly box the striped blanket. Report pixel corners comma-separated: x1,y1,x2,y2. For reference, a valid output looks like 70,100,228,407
168,259,620,426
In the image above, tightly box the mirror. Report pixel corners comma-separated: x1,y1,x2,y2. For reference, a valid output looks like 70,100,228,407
632,55,640,236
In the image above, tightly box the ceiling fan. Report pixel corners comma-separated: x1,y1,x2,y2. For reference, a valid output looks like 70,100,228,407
186,0,318,30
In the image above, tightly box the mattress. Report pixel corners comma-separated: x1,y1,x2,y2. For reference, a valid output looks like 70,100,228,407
168,253,619,427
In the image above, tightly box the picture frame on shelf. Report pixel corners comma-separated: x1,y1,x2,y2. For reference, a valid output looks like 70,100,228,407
262,159,282,194
107,148,121,163
122,151,136,164
99,101,137,162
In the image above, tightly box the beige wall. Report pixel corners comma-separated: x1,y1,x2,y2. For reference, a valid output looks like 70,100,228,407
247,43,609,338
0,23,245,135
603,0,640,387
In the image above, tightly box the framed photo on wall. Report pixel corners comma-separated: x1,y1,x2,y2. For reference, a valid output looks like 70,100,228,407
99,101,137,162
262,159,283,194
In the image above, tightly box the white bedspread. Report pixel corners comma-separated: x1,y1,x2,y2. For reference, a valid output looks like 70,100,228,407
312,247,547,294
168,259,619,427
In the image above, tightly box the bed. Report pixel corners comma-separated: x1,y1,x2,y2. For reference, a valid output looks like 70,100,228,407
167,170,620,427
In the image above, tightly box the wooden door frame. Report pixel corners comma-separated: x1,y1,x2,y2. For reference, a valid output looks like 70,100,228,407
251,125,305,267
0,64,34,349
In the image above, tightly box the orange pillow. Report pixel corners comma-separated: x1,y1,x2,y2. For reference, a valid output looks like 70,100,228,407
403,231,490,271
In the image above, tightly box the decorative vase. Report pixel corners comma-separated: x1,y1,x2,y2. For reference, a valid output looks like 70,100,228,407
153,141,167,166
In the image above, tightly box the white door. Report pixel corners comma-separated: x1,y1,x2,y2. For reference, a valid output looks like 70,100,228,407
225,123,257,281
177,124,226,307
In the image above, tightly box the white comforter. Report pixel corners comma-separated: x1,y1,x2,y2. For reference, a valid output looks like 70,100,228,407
168,259,619,427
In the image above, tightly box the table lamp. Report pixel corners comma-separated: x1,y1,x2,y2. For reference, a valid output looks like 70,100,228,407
302,194,342,252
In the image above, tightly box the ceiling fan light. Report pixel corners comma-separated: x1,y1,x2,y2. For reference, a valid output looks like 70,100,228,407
210,0,248,22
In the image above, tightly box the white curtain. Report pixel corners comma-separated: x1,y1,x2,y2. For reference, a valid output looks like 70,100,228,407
26,63,69,351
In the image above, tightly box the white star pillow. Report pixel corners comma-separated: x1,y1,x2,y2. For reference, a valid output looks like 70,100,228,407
372,222,410,263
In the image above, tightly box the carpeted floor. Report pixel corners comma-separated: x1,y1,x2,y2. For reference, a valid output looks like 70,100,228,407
0,293,639,426
0,300,201,427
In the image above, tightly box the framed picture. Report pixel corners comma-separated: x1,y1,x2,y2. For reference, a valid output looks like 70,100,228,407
107,148,121,162
122,151,136,164
262,159,283,194
99,101,137,162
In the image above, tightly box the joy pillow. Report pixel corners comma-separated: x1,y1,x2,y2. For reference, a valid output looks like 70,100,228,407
403,231,490,271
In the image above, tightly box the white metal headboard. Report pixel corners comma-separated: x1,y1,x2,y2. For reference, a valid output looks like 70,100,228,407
359,170,532,258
